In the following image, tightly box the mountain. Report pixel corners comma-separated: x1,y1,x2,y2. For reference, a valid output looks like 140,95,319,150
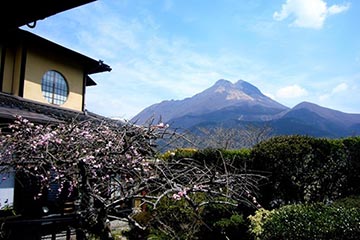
131,79,360,138
132,79,288,125
271,102,360,137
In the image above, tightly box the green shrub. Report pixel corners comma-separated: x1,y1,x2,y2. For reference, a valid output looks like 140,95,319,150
214,213,245,229
332,195,360,208
160,148,198,160
250,135,351,207
248,202,360,240
248,208,273,240
342,137,360,194
198,203,251,240
160,148,252,173
250,135,315,206
220,148,251,170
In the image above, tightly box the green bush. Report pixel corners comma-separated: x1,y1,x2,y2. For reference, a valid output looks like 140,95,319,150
250,135,315,206
160,148,251,172
342,137,360,195
137,193,211,240
198,203,251,240
332,195,360,208
129,193,252,240
248,203,360,240
248,208,273,240
250,135,351,207
160,148,198,160
219,148,251,170
157,136,360,239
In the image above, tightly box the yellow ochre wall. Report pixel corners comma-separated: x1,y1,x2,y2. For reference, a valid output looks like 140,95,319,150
23,47,85,112
1,46,23,95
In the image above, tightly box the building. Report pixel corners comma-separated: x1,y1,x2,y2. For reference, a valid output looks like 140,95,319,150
0,1,113,238
0,28,111,123
1,0,111,123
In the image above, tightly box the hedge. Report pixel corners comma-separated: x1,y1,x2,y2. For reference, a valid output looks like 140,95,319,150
249,201,360,240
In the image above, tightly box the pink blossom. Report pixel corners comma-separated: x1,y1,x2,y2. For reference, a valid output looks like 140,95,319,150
172,193,181,200
178,189,187,197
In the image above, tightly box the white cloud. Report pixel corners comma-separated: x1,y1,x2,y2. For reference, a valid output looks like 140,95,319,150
317,78,360,113
276,84,308,99
319,93,330,101
332,82,348,93
318,81,351,108
273,0,350,29
328,4,351,15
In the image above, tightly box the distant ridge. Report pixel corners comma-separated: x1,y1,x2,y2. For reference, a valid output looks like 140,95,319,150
131,79,360,138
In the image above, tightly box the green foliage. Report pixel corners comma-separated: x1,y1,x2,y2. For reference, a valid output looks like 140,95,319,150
160,148,198,160
332,195,360,209
130,194,252,240
342,137,360,194
150,135,360,239
199,203,251,240
250,135,354,207
131,211,153,228
301,138,347,202
218,148,251,170
251,135,315,206
248,202,360,240
214,213,245,229
160,148,252,173
248,208,273,240
146,194,205,240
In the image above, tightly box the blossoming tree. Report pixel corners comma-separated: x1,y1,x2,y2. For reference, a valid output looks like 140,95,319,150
0,116,264,239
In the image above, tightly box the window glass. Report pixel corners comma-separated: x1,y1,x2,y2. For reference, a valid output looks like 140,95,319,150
41,70,69,105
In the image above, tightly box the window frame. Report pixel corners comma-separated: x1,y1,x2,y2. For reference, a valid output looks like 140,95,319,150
41,70,69,105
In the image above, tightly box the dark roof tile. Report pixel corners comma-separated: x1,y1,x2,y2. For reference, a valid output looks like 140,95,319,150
0,92,112,124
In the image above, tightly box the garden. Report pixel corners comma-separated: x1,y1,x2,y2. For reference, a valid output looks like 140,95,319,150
1,117,360,239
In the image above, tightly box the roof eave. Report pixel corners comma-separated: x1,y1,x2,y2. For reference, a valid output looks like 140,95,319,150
8,29,112,75
1,0,97,30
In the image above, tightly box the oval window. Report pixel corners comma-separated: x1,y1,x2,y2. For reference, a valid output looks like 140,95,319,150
41,70,69,105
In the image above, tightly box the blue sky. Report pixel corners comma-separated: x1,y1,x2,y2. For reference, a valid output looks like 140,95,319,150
24,0,360,119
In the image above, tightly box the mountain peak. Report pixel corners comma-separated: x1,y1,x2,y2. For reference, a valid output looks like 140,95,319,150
131,79,289,124
293,101,342,114
210,79,266,99
234,80,262,95
293,101,319,109
214,79,232,86
212,79,262,95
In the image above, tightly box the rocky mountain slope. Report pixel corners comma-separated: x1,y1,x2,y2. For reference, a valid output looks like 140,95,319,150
132,79,288,123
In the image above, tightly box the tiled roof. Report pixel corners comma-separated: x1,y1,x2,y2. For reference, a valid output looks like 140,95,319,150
0,92,110,124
